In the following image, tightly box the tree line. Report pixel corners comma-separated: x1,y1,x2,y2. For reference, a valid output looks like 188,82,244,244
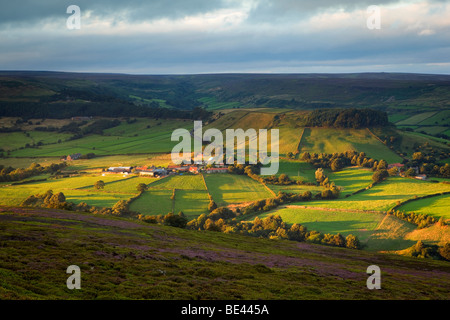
301,108,389,129
0,162,67,182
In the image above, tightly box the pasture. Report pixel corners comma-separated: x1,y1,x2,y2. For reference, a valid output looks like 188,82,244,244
204,173,273,206
0,174,136,207
327,167,374,196
129,189,174,216
291,177,450,212
298,127,403,163
397,194,450,220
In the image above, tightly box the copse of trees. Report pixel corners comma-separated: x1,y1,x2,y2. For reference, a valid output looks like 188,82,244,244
186,212,361,249
301,150,379,172
302,108,389,129
0,101,212,121
139,211,188,229
0,162,67,182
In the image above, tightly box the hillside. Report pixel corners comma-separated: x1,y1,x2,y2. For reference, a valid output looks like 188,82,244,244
0,206,449,300
1,72,450,118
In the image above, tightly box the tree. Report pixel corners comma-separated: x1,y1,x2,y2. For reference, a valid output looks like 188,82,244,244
438,243,450,261
404,168,416,177
94,180,105,190
302,190,312,201
164,212,188,228
112,200,128,215
372,169,389,183
278,174,290,184
137,183,148,192
377,159,387,170
345,234,361,249
315,168,326,184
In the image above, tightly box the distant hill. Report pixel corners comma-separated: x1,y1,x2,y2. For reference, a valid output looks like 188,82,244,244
0,71,449,119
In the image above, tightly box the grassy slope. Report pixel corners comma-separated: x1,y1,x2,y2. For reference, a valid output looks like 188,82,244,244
299,128,402,163
295,177,450,212
204,174,273,206
397,194,450,220
0,206,449,300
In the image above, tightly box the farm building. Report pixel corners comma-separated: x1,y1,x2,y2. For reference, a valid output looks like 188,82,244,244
107,167,132,173
65,153,82,161
189,166,199,174
139,168,167,177
167,165,190,172
388,163,404,170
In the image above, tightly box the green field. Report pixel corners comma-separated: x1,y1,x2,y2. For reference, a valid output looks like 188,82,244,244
397,194,450,220
128,175,209,219
298,128,402,163
129,189,174,215
204,174,273,206
396,112,437,126
276,160,316,182
148,174,206,191
173,190,210,219
8,119,192,157
291,177,450,212
0,174,136,207
416,110,450,126
257,207,384,240
327,167,374,196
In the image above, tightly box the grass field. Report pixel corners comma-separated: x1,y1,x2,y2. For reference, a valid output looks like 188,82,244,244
267,184,322,195
276,160,317,182
0,174,137,207
298,128,403,163
128,175,209,219
254,207,418,251
291,177,450,212
397,194,450,220
258,207,384,239
204,174,273,206
415,110,450,126
327,167,374,196
148,174,206,191
7,119,192,157
173,190,210,219
396,112,437,125
129,189,173,215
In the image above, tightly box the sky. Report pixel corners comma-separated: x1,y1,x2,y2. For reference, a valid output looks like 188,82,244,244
0,0,449,74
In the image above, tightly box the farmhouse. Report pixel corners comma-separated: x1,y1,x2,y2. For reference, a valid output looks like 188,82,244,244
65,153,82,161
388,163,404,170
189,166,199,174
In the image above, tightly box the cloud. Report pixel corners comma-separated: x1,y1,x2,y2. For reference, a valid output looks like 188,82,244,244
0,0,449,74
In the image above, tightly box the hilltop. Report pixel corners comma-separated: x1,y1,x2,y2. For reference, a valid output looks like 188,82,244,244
0,206,449,300
1,71,450,119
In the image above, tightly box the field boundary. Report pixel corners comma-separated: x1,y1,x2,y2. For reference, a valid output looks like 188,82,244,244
200,173,212,197
259,180,277,197
295,127,306,153
366,127,407,161
284,205,386,215
390,191,450,213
